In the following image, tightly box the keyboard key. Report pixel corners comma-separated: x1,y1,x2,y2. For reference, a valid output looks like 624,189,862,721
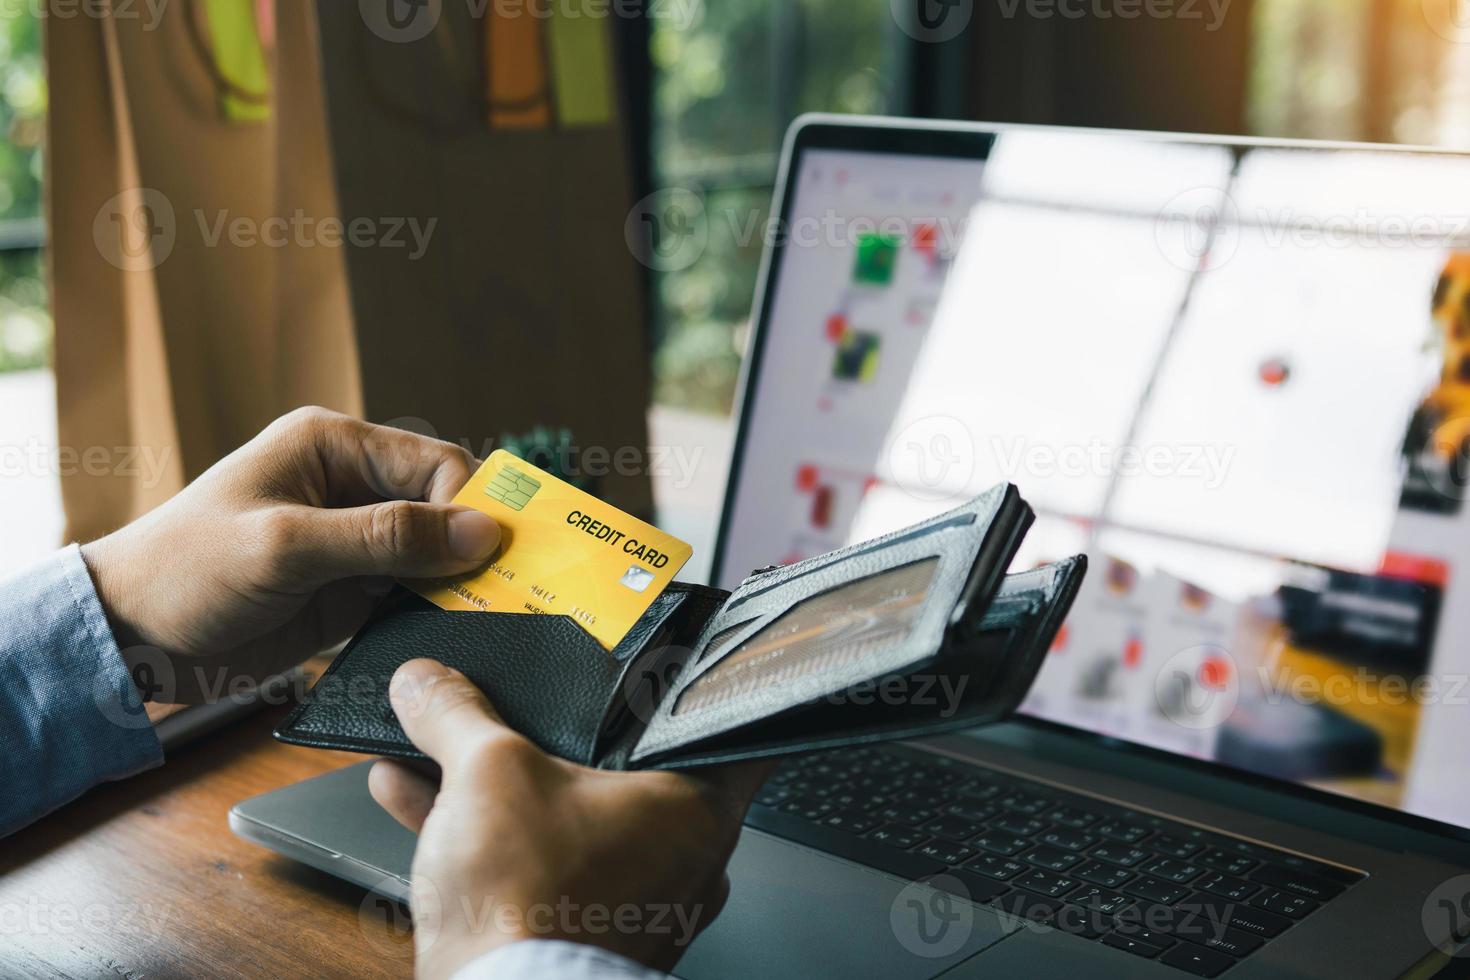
1039,827,1100,852
1074,861,1134,889
866,824,929,849
1198,926,1265,958
1047,805,1102,829
1161,942,1235,978
1200,848,1259,877
1069,886,1133,916
1023,845,1085,873
1151,834,1204,859
993,889,1063,926
925,815,985,841
975,834,1033,857
968,854,1027,881
878,805,936,827
1143,857,1205,884
778,798,834,822
1123,876,1191,906
1091,843,1151,868
822,810,879,835
926,869,1012,905
1219,902,1293,939
916,841,975,865
1250,888,1318,919
1198,873,1259,902
992,815,1049,837
999,792,1054,815
1096,820,1153,845
946,799,998,822
1048,901,1110,940
1016,870,1080,899
1249,863,1345,902
754,787,793,807
1111,920,1177,949
1102,933,1164,959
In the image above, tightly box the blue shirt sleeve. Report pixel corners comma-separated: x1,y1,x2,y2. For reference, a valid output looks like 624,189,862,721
450,940,667,980
0,545,163,837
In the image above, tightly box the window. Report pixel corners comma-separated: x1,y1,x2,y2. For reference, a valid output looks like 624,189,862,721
0,6,46,373
648,0,906,415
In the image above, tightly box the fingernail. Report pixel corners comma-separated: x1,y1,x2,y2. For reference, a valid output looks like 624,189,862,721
447,509,500,562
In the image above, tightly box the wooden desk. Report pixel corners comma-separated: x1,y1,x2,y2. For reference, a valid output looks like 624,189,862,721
1,697,414,979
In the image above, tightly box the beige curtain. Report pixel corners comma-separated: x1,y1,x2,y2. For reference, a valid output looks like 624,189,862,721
47,0,359,543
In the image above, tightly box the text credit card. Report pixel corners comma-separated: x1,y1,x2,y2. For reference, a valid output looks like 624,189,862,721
407,450,693,651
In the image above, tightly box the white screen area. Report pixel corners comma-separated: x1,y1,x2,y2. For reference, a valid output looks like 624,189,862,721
715,132,1470,830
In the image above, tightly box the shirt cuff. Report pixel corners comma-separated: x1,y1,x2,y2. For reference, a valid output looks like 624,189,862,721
0,544,163,837
450,940,667,980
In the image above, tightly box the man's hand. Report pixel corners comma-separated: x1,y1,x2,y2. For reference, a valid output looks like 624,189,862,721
82,407,500,702
369,658,768,978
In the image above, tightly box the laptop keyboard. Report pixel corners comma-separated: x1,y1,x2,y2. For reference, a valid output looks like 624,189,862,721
746,744,1365,977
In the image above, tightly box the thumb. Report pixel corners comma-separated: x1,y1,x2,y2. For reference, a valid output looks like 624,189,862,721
388,659,513,768
288,500,500,583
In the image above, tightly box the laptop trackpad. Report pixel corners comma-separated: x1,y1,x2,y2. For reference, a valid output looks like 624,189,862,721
674,830,1014,980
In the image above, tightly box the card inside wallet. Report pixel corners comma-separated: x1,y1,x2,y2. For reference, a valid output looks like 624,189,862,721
274,484,1087,771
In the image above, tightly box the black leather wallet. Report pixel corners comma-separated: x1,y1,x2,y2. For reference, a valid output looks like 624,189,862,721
274,483,1086,770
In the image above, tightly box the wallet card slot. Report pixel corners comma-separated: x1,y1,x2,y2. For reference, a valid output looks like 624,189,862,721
276,586,623,766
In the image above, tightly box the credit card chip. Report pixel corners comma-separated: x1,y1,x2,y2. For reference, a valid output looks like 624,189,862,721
485,466,541,511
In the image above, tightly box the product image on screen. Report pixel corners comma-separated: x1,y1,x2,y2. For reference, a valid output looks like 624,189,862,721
715,132,1470,830
674,558,940,718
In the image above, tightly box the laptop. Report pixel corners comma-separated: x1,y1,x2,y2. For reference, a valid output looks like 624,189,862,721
233,115,1470,978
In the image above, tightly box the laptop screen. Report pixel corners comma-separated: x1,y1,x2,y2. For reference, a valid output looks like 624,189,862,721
712,119,1470,832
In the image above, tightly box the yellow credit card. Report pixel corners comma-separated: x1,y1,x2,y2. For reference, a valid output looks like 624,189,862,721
407,450,693,651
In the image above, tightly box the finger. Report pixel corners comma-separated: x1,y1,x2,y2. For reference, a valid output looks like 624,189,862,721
305,410,479,507
368,759,439,833
282,499,500,583
388,659,510,769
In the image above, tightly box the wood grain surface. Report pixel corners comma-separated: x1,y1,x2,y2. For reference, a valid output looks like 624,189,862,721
1,696,415,979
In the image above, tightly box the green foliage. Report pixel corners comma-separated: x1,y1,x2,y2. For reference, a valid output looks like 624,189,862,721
0,3,48,374
650,0,896,415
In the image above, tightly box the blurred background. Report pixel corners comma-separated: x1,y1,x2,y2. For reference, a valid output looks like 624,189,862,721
5,0,1470,574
